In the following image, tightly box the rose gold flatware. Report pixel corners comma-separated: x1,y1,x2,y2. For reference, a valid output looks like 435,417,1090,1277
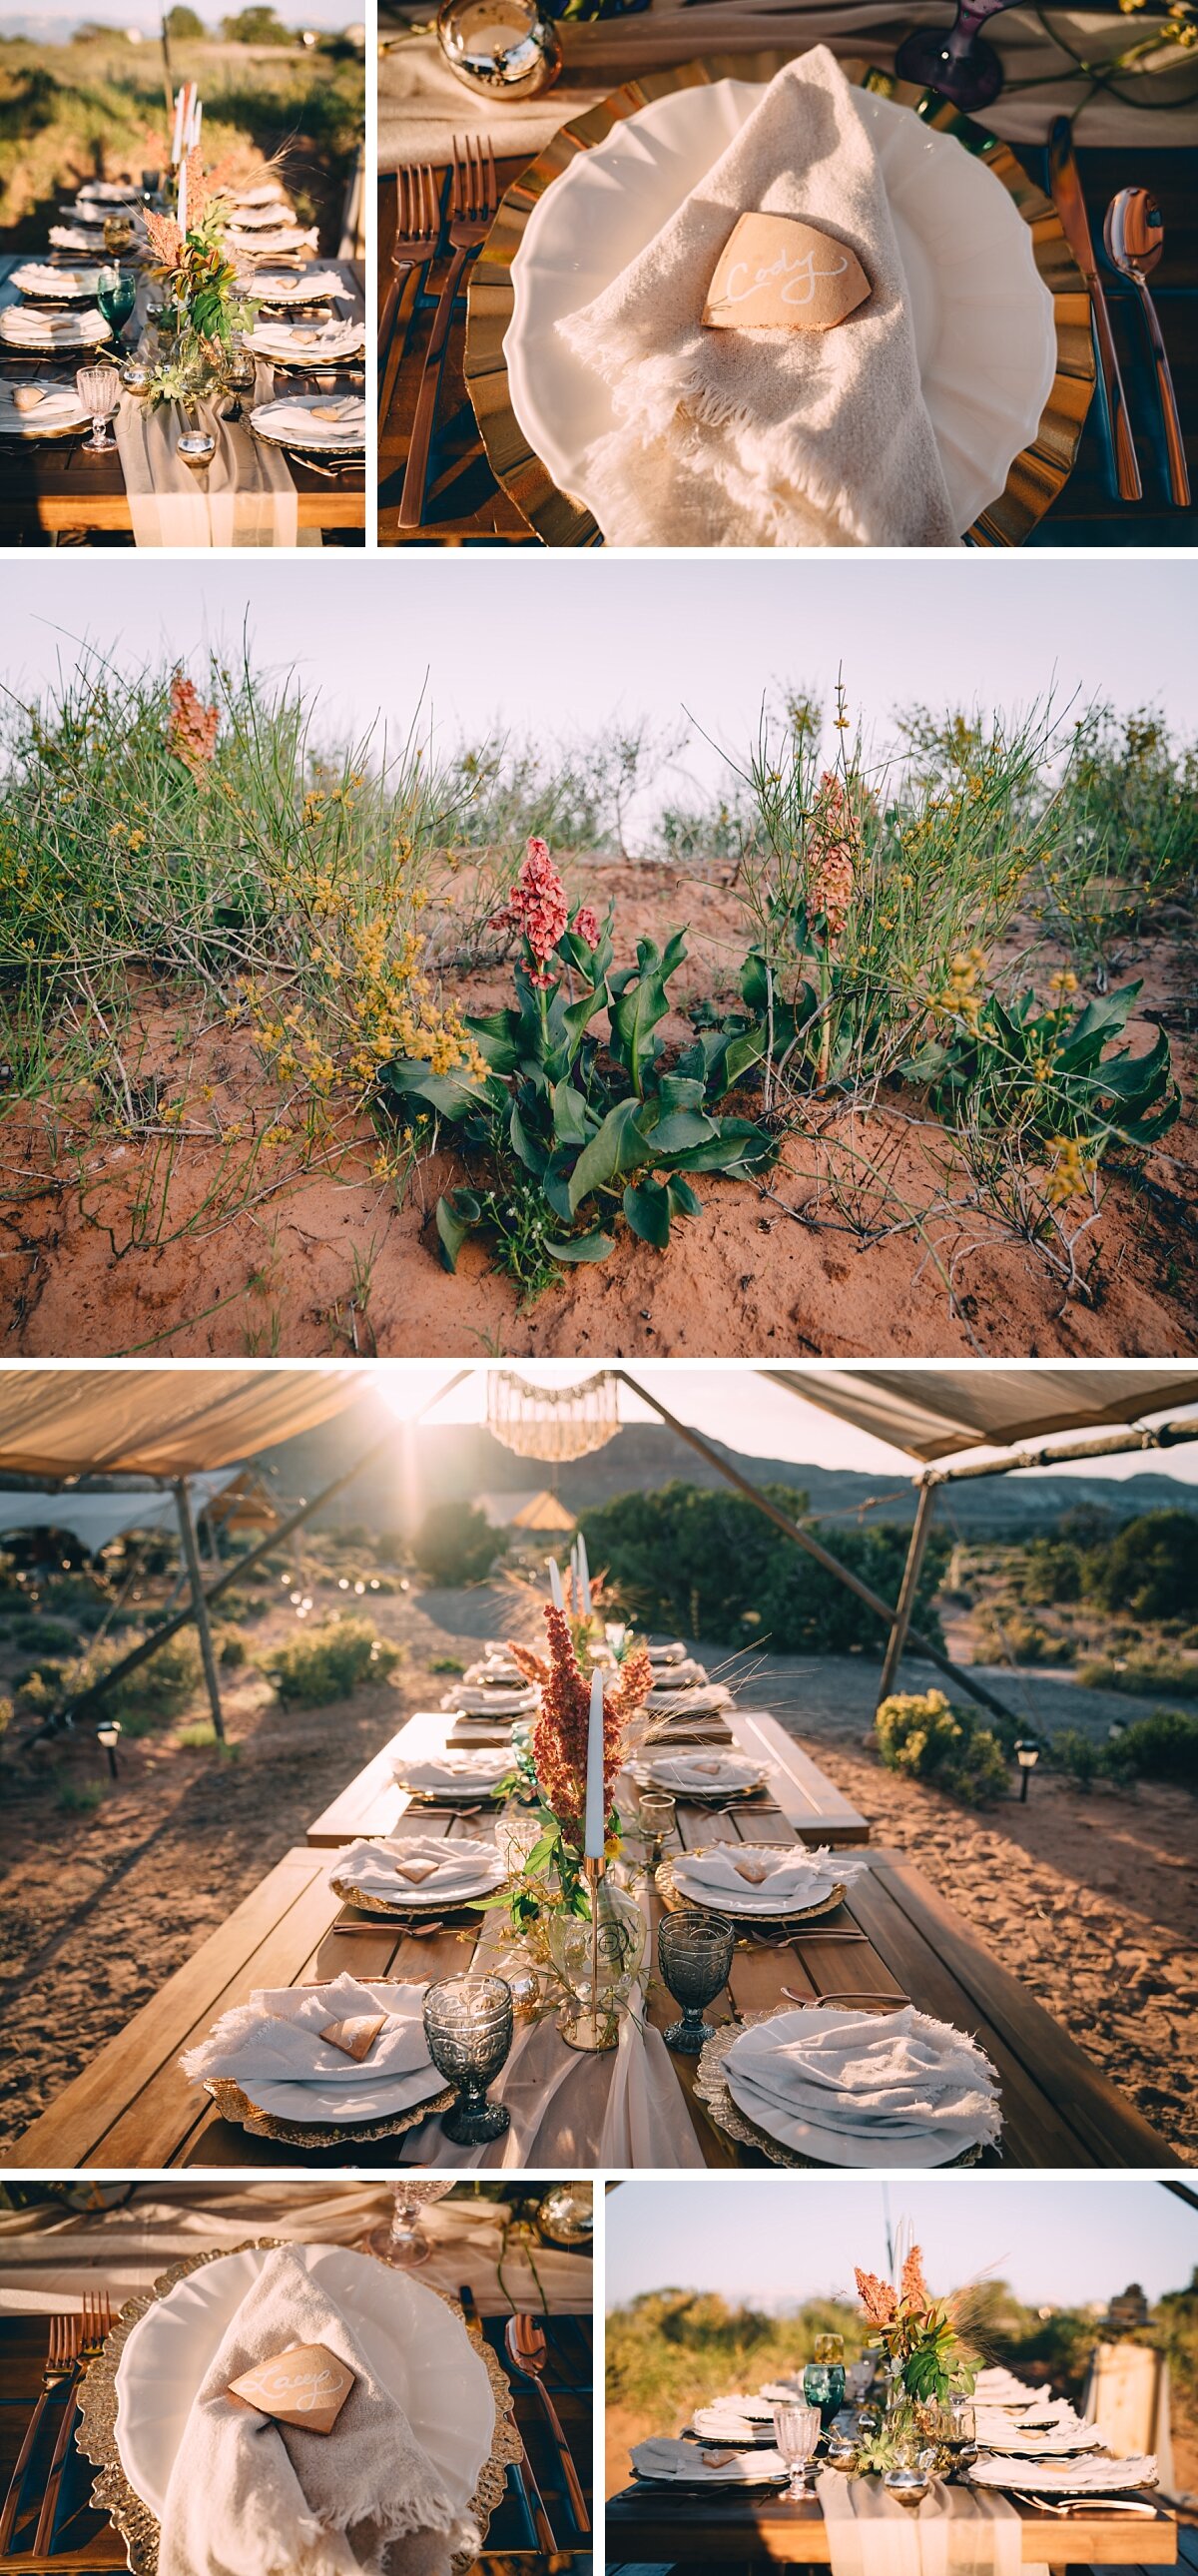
1047,118,1141,501
398,133,496,529
0,2314,82,2553
1103,187,1190,506
378,162,439,397
505,2311,591,2534
33,2290,113,2557
461,2286,558,2555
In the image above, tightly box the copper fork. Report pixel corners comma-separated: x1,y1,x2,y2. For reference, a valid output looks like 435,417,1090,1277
398,134,497,529
33,2291,113,2558
378,162,439,394
0,2314,82,2553
505,2311,591,2534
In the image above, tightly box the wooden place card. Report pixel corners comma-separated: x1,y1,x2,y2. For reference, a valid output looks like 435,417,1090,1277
689,1760,723,1777
393,1856,441,1885
703,213,871,332
731,1854,772,1885
319,2011,386,2060
228,2342,355,2434
701,2449,742,2468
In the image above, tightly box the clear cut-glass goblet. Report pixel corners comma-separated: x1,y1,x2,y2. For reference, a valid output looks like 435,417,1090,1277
772,2400,822,2499
75,364,120,452
361,2178,457,2267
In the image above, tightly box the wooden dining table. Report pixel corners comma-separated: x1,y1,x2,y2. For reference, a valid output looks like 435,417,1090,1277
0,2308,592,2571
10,1702,1178,2172
605,2477,1182,2569
377,130,1197,546
0,255,366,542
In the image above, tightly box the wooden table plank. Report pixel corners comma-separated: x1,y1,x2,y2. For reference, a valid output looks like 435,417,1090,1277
378,135,1197,547
0,254,365,538
604,2485,1179,2565
0,2312,589,2569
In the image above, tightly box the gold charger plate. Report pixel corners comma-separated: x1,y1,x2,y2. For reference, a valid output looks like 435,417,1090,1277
464,52,1094,547
656,1848,847,1926
695,2013,984,2168
203,2070,455,2147
326,1865,506,1916
76,2237,523,2576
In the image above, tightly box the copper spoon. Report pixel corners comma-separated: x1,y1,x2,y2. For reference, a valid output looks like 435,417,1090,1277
1104,187,1190,506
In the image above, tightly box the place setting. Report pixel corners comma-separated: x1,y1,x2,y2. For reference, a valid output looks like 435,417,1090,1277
393,1745,517,1804
327,1829,509,1918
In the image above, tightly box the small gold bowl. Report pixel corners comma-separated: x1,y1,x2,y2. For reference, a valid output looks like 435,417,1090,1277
120,357,151,394
436,0,562,99
177,426,217,469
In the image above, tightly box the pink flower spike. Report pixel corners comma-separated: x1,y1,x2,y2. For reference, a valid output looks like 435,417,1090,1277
573,905,600,950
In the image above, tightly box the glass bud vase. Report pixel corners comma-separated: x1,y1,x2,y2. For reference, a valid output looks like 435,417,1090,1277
547,1869,645,2053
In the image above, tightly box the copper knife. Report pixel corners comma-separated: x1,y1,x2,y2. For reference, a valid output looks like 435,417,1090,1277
1047,117,1141,502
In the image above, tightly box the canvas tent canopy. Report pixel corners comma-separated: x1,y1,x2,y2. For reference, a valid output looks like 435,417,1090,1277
0,1367,372,1483
478,1490,577,1533
0,1470,241,1557
762,1366,1198,1467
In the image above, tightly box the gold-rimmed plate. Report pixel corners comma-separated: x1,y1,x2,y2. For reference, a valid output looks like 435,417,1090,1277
694,2014,984,2168
76,2238,522,2575
656,1848,848,1925
465,52,1093,546
203,2070,453,2147
327,1862,506,1915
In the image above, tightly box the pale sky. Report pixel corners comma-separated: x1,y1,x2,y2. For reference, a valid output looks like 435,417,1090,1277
605,2177,1198,2312
371,1364,1198,1486
5,560,1195,821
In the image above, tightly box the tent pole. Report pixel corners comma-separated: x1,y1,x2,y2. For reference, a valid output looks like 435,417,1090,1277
28,1369,471,1741
613,1371,1016,1728
926,1415,1198,1485
877,1478,936,1709
175,1478,226,1744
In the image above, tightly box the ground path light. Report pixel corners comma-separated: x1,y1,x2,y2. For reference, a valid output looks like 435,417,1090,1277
1014,1739,1040,1801
96,1719,121,1778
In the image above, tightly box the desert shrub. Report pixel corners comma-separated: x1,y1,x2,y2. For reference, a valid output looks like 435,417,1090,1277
430,1654,465,1674
9,1615,80,1653
1092,1512,1198,1621
1048,1728,1103,1789
1107,1708,1198,1786
1075,1652,1198,1700
57,1779,105,1814
1018,1538,1086,1605
218,1633,248,1668
974,1607,1073,1667
876,1689,1011,1806
608,2291,868,2424
412,1503,508,1590
265,1614,401,1706
579,1484,947,1654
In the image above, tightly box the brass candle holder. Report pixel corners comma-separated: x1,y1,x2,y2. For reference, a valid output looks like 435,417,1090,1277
557,1854,618,2054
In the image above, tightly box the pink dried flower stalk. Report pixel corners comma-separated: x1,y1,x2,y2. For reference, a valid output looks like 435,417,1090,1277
856,2267,898,2326
573,905,600,950
493,837,570,988
900,2247,930,2312
168,670,220,782
510,1607,651,1843
807,772,858,942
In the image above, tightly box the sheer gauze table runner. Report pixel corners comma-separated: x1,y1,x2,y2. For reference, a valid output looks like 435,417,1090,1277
111,275,315,547
0,2189,592,2314
819,2468,1050,2576
380,3,1198,167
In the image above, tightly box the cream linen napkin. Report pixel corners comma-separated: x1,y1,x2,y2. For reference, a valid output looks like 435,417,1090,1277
249,320,364,360
440,1682,539,1715
393,1746,512,1793
330,1834,502,1904
1,306,107,344
114,372,300,547
646,1642,688,1664
254,394,366,441
180,1973,434,2092
645,1658,708,1687
673,1841,858,1908
12,263,100,294
0,384,85,433
156,2245,467,2576
723,2003,1001,2164
819,2469,1047,2576
645,1684,734,1715
556,46,957,547
641,1751,767,1792
250,269,349,303
631,2436,786,2482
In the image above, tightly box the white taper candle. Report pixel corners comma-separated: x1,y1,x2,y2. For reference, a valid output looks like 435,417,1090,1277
547,1556,564,1611
172,87,184,165
577,1529,591,1618
583,1665,605,1859
177,158,188,238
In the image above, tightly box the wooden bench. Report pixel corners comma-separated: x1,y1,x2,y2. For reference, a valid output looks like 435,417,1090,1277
306,1706,871,1850
604,2491,1181,2567
11,1800,1176,2168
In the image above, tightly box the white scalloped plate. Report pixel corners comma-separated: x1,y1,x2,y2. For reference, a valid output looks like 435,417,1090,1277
505,76,1056,539
114,2244,493,2522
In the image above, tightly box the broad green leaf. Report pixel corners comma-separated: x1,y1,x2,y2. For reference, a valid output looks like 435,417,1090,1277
551,1078,590,1146
435,1188,480,1273
608,930,688,1095
662,1116,776,1176
667,1174,702,1219
567,1096,650,1213
623,1177,671,1248
382,1060,495,1120
465,1008,521,1074
509,1098,546,1174
545,1227,616,1263
540,1147,575,1225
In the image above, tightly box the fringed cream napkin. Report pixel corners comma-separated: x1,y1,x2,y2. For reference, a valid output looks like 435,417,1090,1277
558,46,957,547
156,2245,471,2576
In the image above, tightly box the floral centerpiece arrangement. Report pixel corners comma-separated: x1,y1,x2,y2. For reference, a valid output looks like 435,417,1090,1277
143,149,257,405
505,1605,650,1925
849,2248,977,2479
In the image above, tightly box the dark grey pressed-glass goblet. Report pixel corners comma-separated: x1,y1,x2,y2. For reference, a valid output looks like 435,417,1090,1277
657,1909,735,2053
423,1973,513,2143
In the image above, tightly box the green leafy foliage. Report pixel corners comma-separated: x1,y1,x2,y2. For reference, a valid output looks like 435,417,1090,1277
264,1613,402,1706
379,895,776,1295
411,1501,508,1590
875,1688,1012,1806
577,1482,948,1654
898,981,1179,1155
